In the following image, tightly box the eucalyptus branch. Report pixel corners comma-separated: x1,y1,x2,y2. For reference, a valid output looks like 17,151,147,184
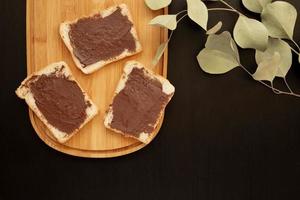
164,13,187,46
240,64,300,98
239,64,279,92
274,88,300,98
168,31,174,43
271,82,281,95
286,39,300,56
151,13,188,67
164,13,187,50
219,0,300,58
219,0,244,16
289,45,300,55
176,10,187,16
146,0,300,99
177,13,188,23
291,39,300,51
284,78,294,94
208,8,239,15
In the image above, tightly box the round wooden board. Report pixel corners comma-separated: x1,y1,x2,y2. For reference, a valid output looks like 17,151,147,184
26,0,168,158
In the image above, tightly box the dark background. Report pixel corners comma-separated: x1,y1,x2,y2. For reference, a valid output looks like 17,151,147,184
1,0,300,199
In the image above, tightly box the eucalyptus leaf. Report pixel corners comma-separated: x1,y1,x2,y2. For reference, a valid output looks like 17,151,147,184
206,21,223,35
197,31,240,74
242,0,272,13
152,42,168,66
149,15,177,30
233,15,268,51
206,31,240,62
145,0,172,10
253,52,281,82
261,1,297,39
197,49,239,74
187,0,208,30
256,38,292,77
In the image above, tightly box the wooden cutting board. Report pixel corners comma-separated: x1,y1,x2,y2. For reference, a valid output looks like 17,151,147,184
26,0,168,158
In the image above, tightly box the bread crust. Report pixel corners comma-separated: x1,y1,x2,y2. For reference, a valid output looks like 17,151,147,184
104,61,175,144
60,4,142,74
16,62,98,143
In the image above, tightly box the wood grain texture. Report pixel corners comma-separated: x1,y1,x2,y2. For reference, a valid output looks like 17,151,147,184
26,0,168,158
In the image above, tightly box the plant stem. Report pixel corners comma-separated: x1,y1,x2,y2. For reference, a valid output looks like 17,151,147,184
289,45,300,55
168,31,174,42
168,14,187,45
271,82,280,94
240,64,278,91
291,39,300,51
165,14,187,56
284,78,294,94
152,13,188,68
275,90,300,98
166,14,187,48
164,13,188,49
219,0,243,16
239,64,300,98
207,8,239,15
176,10,187,16
177,14,188,23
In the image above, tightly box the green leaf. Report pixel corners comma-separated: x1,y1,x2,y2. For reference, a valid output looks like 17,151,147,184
197,49,239,74
206,21,222,35
206,31,240,62
261,1,297,39
152,42,168,66
187,0,208,30
149,15,177,30
253,52,281,82
256,38,292,78
197,32,240,74
145,0,172,10
242,0,272,13
233,15,268,51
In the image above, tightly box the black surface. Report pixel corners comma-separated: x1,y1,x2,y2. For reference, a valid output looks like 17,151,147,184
1,0,300,199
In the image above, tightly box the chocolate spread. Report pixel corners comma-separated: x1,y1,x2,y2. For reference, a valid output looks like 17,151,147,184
110,68,171,137
29,73,89,134
69,7,136,67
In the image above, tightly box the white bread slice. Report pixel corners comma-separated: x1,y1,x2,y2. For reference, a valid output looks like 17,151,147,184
104,61,175,144
60,4,142,74
16,62,98,143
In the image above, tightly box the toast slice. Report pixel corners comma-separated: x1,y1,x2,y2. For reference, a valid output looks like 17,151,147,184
60,4,142,74
104,61,175,144
16,62,98,143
